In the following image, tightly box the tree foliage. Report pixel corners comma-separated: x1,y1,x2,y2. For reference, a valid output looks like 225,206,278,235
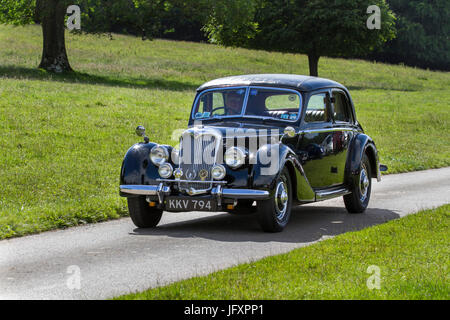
202,0,258,46
0,0,446,72
158,0,210,41
254,0,395,55
204,0,396,76
0,0,36,25
374,0,450,70
78,0,164,39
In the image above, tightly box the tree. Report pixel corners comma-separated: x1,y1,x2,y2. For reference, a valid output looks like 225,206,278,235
0,0,74,72
205,0,396,77
0,0,165,72
36,0,74,72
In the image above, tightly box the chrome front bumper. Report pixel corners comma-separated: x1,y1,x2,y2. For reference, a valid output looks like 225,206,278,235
120,184,270,199
120,183,270,207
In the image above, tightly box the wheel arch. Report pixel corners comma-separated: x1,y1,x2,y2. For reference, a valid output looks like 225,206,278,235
120,142,174,193
364,143,379,181
251,144,298,193
345,133,381,186
283,157,297,199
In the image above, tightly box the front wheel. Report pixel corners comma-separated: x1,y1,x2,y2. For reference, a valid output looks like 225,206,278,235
127,196,163,228
344,154,372,213
256,167,292,232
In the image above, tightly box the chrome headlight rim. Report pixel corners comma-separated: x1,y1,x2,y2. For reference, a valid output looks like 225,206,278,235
158,163,173,179
171,147,180,165
150,145,169,166
224,146,247,169
211,164,226,180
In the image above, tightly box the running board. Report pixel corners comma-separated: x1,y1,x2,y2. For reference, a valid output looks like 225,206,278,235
315,186,351,201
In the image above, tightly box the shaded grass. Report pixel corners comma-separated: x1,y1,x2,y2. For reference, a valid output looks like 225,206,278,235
116,205,450,300
0,25,449,239
0,65,199,91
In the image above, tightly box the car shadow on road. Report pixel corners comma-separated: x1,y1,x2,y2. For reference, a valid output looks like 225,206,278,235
130,205,401,244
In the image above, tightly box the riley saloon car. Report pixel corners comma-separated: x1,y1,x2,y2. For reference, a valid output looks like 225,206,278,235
120,74,386,232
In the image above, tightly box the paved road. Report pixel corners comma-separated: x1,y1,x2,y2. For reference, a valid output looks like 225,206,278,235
1,167,449,300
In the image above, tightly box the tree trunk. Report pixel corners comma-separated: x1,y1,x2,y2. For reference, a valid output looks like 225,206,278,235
308,54,320,77
37,0,72,73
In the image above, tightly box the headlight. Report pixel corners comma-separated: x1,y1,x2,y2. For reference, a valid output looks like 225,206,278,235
211,165,226,180
158,163,173,179
150,145,169,166
171,148,180,165
224,147,246,169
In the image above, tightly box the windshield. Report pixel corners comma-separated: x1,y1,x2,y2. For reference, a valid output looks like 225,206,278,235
192,87,302,121
193,88,246,119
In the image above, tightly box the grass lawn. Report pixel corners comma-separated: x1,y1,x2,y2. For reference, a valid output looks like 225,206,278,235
116,205,450,300
0,25,449,239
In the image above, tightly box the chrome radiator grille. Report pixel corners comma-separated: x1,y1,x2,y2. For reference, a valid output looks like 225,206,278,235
178,131,219,192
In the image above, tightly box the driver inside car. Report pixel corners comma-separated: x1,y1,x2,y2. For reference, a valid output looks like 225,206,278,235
224,92,244,115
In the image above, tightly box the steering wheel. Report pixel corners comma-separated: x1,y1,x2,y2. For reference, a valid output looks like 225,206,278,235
211,106,226,115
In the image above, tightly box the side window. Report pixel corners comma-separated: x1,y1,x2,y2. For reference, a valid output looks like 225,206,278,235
332,91,352,123
305,93,329,123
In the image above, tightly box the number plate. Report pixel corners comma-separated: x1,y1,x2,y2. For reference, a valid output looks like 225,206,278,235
165,197,217,212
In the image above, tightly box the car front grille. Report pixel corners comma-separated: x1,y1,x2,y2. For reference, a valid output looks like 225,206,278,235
177,129,220,192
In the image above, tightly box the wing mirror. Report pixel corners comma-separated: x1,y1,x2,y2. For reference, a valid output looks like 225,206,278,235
135,125,149,143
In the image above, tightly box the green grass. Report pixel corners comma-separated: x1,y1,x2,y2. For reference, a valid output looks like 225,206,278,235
116,205,450,300
0,24,449,239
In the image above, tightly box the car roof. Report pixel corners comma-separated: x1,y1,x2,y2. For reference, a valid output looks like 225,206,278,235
197,74,347,92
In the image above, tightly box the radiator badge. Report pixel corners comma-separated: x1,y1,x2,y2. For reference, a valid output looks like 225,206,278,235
199,169,209,181
186,169,197,180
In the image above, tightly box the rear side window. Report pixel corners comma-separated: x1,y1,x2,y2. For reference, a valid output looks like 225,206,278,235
305,93,328,122
332,91,352,123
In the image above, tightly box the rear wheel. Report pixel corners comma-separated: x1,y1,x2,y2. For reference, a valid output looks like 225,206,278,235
127,196,163,228
256,167,292,232
344,154,372,213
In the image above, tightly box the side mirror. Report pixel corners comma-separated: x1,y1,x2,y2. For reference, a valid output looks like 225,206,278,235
135,125,149,143
283,126,296,138
136,125,146,137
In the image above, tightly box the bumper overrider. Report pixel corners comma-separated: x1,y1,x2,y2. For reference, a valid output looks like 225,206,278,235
120,179,270,211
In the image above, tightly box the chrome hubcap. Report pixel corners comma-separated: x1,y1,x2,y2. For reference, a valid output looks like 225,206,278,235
359,165,370,202
274,180,288,220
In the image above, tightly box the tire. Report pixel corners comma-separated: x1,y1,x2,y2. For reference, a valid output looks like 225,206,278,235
256,167,292,232
344,153,372,214
127,196,163,228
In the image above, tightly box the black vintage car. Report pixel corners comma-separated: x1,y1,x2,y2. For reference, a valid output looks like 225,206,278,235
120,74,386,232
